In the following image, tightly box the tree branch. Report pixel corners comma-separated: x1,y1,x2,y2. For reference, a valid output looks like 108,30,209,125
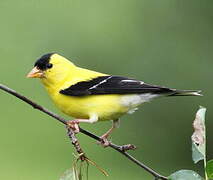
0,83,168,180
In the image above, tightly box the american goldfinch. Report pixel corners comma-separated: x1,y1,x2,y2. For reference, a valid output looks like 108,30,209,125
27,53,202,146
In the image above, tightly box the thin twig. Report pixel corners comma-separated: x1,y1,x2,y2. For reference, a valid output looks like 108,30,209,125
0,84,168,180
67,127,86,161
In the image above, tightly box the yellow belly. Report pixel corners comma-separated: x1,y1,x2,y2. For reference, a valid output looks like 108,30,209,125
50,92,129,121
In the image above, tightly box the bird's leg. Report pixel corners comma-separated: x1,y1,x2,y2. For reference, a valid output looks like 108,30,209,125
67,115,98,134
99,119,120,147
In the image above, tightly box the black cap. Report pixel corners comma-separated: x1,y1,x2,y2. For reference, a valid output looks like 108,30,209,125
34,53,55,70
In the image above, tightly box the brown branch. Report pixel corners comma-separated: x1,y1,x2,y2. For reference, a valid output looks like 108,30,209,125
67,127,86,161
0,83,168,180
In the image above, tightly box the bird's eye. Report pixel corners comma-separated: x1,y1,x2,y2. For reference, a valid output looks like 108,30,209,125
47,63,53,69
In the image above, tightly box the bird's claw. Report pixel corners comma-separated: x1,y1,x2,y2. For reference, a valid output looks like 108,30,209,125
97,135,111,147
67,120,80,133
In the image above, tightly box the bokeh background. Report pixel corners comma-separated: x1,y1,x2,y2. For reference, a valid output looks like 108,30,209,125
0,0,212,179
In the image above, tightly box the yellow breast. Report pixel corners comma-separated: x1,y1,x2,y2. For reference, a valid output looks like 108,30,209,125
50,91,129,121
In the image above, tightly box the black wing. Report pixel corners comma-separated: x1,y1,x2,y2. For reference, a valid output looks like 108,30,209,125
60,76,174,96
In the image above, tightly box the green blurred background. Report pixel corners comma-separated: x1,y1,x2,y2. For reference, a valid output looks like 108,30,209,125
0,0,212,179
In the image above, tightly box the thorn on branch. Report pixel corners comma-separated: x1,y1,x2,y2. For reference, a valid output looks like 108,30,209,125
119,144,137,151
109,143,137,152
114,143,137,152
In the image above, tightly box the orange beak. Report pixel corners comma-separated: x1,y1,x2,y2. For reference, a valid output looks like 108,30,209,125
26,67,44,78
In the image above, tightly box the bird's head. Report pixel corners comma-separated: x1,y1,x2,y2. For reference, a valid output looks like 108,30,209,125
27,53,75,86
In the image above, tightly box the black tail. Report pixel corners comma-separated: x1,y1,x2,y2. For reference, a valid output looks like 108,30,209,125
168,90,203,96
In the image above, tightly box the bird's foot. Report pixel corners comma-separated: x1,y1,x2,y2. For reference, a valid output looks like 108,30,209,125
98,134,111,147
67,120,80,133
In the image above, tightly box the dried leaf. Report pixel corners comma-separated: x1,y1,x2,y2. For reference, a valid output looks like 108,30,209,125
191,106,206,163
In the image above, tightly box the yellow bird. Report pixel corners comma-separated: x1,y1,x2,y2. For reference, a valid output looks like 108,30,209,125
27,53,202,146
